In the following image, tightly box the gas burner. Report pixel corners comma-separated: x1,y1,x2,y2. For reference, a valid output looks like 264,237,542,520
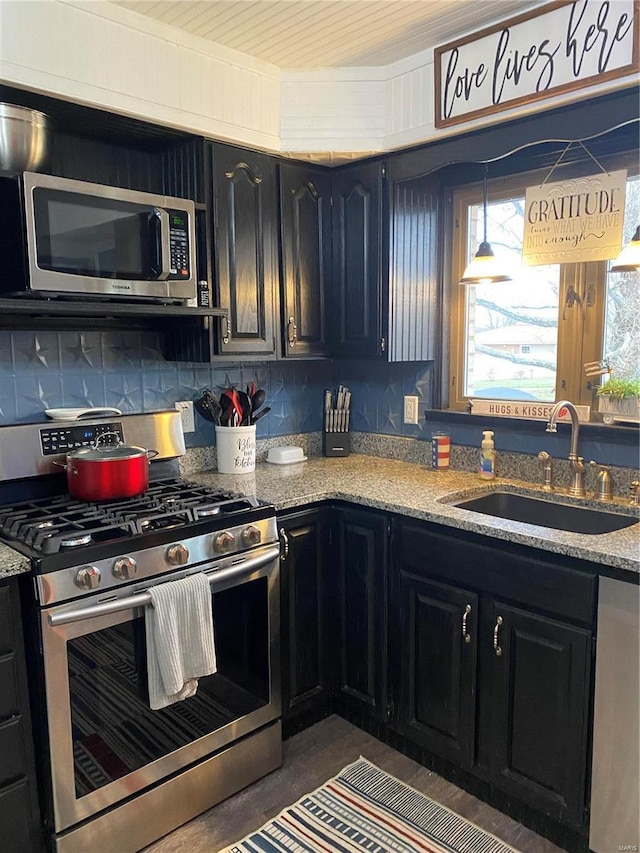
194,504,222,518
60,533,93,548
137,510,193,533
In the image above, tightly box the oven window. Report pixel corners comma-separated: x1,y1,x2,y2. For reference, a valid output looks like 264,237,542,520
68,578,270,797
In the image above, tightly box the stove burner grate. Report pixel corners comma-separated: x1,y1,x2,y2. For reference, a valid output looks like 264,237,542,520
0,478,261,556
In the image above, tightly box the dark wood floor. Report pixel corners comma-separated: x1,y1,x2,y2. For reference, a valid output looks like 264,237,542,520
144,715,567,853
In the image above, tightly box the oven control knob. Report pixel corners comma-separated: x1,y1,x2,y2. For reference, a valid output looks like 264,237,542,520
75,565,101,590
166,543,189,565
213,531,235,553
242,525,261,546
113,556,137,581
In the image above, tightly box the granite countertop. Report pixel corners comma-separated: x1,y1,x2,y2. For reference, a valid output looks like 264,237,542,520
1,454,638,581
187,454,640,578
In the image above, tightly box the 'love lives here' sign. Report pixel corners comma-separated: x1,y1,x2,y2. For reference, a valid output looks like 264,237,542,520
434,0,639,129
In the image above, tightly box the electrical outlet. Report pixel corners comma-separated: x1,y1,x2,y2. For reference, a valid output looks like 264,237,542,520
403,395,419,425
175,401,195,433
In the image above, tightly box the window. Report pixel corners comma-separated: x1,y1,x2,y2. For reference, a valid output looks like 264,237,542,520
448,163,639,411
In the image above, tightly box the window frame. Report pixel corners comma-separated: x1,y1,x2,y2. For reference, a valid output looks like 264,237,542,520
447,155,637,412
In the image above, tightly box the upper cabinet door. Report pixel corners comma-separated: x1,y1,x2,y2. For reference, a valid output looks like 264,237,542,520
331,162,384,359
211,143,278,356
279,163,331,358
387,169,440,362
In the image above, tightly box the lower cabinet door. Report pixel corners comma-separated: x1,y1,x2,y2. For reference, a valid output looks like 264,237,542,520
487,600,592,828
396,572,478,768
332,509,388,720
279,509,329,732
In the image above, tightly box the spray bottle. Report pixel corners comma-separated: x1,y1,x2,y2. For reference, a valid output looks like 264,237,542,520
479,430,496,480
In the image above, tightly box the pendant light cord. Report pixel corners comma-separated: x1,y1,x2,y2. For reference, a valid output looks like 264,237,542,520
482,165,489,246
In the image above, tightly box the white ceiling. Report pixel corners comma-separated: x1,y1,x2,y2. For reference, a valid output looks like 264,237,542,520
112,0,542,69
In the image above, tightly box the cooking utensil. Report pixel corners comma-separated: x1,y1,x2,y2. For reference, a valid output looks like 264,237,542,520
0,103,49,177
251,406,271,424
52,432,158,501
237,390,252,425
194,396,220,425
221,388,244,427
250,389,266,414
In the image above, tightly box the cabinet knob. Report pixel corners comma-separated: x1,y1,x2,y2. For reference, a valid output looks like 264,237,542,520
493,615,503,656
287,317,297,347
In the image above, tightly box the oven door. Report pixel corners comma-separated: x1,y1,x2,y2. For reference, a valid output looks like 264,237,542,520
40,544,280,833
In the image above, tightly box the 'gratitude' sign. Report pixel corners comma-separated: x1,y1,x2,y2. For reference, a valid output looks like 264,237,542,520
434,0,638,129
523,169,627,264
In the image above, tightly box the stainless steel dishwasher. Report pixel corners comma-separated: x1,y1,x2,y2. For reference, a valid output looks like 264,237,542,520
589,576,639,853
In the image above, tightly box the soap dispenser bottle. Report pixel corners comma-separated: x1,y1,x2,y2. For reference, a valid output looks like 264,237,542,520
479,430,496,480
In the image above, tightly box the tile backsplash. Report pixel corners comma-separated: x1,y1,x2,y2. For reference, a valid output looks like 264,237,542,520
1,329,636,473
0,329,435,446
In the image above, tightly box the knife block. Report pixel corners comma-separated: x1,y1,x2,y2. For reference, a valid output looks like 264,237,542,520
323,431,350,457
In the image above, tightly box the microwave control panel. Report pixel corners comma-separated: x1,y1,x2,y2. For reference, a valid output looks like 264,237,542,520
40,423,124,456
168,209,191,279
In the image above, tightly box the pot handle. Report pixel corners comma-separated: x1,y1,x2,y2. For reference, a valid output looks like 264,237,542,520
147,449,159,460
51,460,79,476
94,431,122,449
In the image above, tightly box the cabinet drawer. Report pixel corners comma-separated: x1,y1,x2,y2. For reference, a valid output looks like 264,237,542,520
0,777,39,853
0,715,27,786
399,521,596,626
0,653,20,720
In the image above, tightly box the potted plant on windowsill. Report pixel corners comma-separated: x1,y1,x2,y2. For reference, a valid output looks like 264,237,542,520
596,377,640,424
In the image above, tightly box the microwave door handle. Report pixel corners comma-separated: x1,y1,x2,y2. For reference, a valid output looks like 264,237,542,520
150,207,171,281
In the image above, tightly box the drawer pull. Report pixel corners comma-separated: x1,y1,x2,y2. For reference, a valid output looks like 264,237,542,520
493,615,503,656
462,604,472,644
279,528,289,561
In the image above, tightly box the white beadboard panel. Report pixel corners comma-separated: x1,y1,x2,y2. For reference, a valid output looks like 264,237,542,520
112,0,542,69
281,76,385,151
0,0,281,150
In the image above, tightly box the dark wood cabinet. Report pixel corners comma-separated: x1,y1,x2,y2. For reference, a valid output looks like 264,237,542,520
330,159,441,361
484,600,591,827
0,581,42,852
278,162,331,358
394,520,595,832
331,507,388,721
396,572,478,768
331,162,384,359
211,143,279,357
278,508,330,736
386,166,440,362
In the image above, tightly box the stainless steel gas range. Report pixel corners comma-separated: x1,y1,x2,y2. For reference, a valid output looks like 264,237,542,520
0,412,282,853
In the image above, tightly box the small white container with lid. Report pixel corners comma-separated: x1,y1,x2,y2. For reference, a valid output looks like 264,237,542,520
266,446,307,465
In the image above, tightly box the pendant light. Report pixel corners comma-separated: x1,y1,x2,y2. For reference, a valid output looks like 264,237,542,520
460,165,512,284
610,224,640,272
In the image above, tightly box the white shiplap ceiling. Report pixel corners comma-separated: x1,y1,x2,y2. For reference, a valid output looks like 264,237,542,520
112,0,542,69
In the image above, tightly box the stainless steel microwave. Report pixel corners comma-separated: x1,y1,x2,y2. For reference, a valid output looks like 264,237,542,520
0,172,197,301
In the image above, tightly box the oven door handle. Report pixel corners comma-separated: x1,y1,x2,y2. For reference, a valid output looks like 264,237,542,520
48,544,280,627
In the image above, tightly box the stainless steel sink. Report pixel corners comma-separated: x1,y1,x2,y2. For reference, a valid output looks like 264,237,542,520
452,491,638,535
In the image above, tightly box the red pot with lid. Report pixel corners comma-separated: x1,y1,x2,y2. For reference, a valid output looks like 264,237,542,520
53,432,158,501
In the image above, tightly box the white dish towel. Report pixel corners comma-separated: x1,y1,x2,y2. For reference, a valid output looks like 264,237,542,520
145,573,217,710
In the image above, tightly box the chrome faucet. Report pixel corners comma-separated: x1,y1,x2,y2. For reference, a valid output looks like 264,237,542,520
546,400,586,497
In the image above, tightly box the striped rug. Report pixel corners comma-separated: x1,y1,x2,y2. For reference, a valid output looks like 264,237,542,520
222,757,521,853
